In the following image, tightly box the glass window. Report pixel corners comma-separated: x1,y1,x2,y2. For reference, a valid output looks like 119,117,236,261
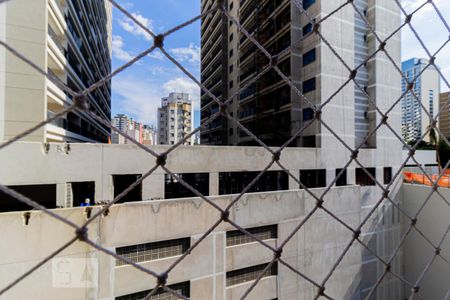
302,78,316,93
302,48,316,66
303,0,316,10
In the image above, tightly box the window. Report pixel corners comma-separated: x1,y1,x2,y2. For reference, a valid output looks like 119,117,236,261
229,49,233,57
226,263,277,287
335,169,347,186
383,167,392,184
165,173,209,199
302,107,314,121
229,127,234,135
303,22,313,36
302,135,316,147
302,77,316,93
303,0,316,10
429,90,434,116
116,238,190,266
229,80,234,88
229,33,234,42
71,181,95,207
229,1,233,10
226,225,277,246
356,168,376,186
302,48,316,66
0,184,57,212
219,171,288,195
300,169,326,188
113,175,142,203
115,282,190,300
229,64,233,73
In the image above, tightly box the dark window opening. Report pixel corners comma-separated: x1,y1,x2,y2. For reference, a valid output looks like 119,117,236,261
165,173,209,199
356,168,376,186
302,48,316,66
72,181,95,207
300,169,326,189
113,174,142,203
303,0,316,10
115,281,190,300
116,238,190,266
383,167,392,184
227,225,277,246
302,107,315,121
0,184,57,212
302,135,316,148
219,171,288,195
226,263,278,287
302,77,316,93
335,169,347,186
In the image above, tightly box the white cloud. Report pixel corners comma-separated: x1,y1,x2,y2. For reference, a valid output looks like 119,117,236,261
169,43,201,64
112,35,134,61
113,76,162,125
148,49,165,60
163,77,201,109
118,13,153,41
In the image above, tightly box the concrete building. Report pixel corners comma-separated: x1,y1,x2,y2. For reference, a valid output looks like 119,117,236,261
0,0,112,143
111,114,152,145
439,92,449,138
401,58,441,143
158,93,193,145
200,0,401,149
0,141,410,299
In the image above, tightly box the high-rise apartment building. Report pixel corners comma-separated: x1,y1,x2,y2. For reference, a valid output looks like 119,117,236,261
158,93,193,145
200,0,399,149
401,58,440,143
0,0,112,143
111,114,153,145
439,92,449,138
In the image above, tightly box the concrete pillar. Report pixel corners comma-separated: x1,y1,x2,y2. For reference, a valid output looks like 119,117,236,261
326,168,335,187
142,174,164,200
101,174,113,203
209,172,219,196
288,169,299,190
347,167,356,185
56,183,66,208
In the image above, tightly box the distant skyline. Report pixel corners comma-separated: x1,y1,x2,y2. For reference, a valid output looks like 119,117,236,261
111,0,450,128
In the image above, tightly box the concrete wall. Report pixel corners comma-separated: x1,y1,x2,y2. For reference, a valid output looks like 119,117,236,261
0,184,404,300
401,184,450,300
0,142,403,206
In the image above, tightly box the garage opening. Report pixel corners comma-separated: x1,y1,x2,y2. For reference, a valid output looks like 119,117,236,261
0,184,57,212
165,173,209,199
113,174,142,203
72,181,95,207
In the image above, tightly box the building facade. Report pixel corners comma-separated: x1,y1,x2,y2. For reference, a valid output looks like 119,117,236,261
439,92,449,139
0,141,431,299
158,93,193,145
200,0,400,150
401,58,441,143
0,0,112,143
111,114,157,145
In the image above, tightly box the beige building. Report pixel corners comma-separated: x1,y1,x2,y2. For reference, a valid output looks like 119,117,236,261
0,0,112,143
0,141,410,300
439,92,449,138
158,93,193,145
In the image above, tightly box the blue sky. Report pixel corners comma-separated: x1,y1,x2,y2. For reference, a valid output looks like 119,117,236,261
111,0,202,127
111,0,450,128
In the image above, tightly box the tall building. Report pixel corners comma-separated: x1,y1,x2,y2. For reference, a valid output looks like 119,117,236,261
401,58,440,143
200,0,399,149
439,92,449,139
0,0,112,143
158,93,193,145
111,114,153,145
